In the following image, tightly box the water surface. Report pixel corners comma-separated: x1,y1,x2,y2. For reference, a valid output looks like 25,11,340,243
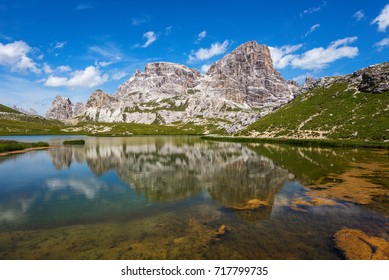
0,136,387,259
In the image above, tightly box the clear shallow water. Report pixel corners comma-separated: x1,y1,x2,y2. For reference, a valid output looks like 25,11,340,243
0,136,387,259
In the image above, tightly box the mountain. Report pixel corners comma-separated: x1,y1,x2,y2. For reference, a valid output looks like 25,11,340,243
10,105,38,116
46,41,298,134
241,62,389,141
197,41,297,108
46,96,85,120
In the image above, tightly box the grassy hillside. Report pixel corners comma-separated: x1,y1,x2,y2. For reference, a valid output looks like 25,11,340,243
0,104,22,114
240,83,389,142
0,116,65,135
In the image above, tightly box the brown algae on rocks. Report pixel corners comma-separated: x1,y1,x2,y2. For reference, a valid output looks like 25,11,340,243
305,162,389,206
334,228,389,260
227,199,270,211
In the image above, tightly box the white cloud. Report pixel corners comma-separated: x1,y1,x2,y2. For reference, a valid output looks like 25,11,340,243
195,31,207,43
131,16,150,26
269,44,303,69
292,73,314,84
112,71,127,80
165,26,173,36
44,66,109,88
372,4,389,32
270,37,358,71
201,64,211,73
141,31,157,48
305,24,320,37
43,63,53,74
46,178,107,200
188,40,229,62
75,3,94,10
0,74,63,115
53,41,66,49
353,10,365,21
57,65,71,72
0,32,12,41
97,61,113,67
374,37,389,50
0,41,40,74
300,1,326,17
292,37,358,70
88,44,122,61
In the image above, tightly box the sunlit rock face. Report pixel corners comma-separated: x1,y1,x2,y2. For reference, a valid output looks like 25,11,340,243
45,96,74,120
46,95,86,120
197,41,298,109
45,41,300,133
115,62,202,97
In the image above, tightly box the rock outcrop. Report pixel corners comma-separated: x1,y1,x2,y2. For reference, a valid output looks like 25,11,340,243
46,96,75,120
46,96,86,120
86,89,116,108
302,62,389,94
356,63,389,93
197,41,297,109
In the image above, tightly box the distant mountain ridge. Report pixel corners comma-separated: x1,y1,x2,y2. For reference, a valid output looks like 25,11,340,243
46,41,298,133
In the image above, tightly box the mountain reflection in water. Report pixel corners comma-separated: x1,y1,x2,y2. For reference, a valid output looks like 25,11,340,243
48,137,291,212
0,136,387,260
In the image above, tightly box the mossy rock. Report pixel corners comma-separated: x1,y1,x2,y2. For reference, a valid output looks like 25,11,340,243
63,140,85,145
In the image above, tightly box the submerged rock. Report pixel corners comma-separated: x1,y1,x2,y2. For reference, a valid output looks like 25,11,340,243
215,224,227,237
334,228,389,260
228,199,269,211
290,197,337,212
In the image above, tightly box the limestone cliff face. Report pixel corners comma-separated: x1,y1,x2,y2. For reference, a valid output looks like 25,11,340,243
86,89,116,108
197,41,298,109
45,96,75,120
46,41,300,133
115,62,202,97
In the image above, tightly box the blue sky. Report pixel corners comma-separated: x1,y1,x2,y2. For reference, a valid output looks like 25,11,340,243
0,0,388,115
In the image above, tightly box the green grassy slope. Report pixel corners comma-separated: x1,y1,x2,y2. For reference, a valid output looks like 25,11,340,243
240,83,389,142
0,116,65,135
0,104,22,114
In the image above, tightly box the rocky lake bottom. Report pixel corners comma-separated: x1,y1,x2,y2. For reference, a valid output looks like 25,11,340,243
0,136,388,259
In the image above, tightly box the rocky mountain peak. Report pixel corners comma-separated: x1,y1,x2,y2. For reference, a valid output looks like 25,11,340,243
86,89,115,108
46,95,86,120
115,62,202,97
46,96,74,120
197,41,298,107
207,41,279,78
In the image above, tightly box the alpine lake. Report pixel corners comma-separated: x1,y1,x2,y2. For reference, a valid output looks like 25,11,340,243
0,135,388,260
